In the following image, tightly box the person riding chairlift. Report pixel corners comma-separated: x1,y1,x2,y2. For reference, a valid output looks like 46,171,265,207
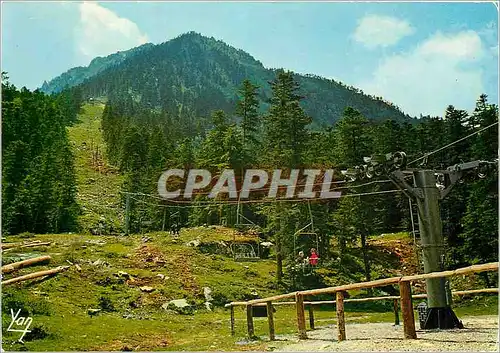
309,248,319,266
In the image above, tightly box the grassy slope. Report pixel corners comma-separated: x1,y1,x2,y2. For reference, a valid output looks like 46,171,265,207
1,231,280,351
67,103,124,233
2,104,497,351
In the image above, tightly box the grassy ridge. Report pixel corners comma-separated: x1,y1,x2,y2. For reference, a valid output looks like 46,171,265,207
67,103,124,234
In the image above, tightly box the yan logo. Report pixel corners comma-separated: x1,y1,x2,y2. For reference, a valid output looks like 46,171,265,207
7,309,33,343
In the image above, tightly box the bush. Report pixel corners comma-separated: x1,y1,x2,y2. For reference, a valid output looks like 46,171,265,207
1,290,52,317
98,295,116,312
24,325,52,341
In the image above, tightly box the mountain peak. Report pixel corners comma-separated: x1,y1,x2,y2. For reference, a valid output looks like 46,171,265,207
41,33,412,125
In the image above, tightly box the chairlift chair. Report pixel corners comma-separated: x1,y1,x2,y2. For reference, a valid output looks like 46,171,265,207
292,201,319,275
231,243,260,262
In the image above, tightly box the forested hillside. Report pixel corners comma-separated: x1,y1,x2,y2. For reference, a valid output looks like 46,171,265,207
40,43,155,95
41,32,412,127
1,73,80,235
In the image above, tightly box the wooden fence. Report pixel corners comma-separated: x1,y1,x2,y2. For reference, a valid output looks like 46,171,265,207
225,262,499,341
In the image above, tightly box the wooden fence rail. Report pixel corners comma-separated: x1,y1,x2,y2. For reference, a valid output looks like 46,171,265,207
226,262,499,341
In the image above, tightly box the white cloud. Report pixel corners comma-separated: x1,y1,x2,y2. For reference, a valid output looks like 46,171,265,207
353,14,414,49
76,2,148,60
358,30,486,117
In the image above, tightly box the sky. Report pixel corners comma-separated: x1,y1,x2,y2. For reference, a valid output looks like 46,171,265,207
1,1,498,118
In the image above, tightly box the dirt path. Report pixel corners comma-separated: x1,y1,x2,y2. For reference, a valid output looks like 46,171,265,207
267,315,498,352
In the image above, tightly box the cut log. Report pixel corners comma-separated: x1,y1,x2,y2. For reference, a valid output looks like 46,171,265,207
336,291,346,341
1,255,51,274
399,281,417,339
2,266,69,285
295,293,307,339
230,305,235,336
267,301,275,340
246,304,255,338
0,243,21,249
3,242,52,252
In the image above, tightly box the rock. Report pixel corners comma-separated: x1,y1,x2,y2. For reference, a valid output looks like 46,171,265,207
203,287,213,311
163,299,194,315
92,259,109,267
140,286,155,293
185,239,201,247
156,274,165,280
261,242,274,247
116,271,132,279
87,308,101,316
85,239,107,246
203,287,213,301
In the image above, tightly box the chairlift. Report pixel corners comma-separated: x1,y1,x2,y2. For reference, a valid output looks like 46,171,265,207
169,207,181,235
293,201,319,276
293,201,319,257
235,197,261,230
232,198,262,260
231,243,260,262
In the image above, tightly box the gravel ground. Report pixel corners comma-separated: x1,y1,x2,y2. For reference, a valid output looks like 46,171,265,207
268,315,499,352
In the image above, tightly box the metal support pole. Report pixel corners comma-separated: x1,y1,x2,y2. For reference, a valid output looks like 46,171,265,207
413,170,447,309
413,170,463,329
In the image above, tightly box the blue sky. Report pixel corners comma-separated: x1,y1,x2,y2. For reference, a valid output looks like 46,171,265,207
2,1,498,117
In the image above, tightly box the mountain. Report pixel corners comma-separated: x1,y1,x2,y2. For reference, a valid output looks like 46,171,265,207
40,43,155,95
42,32,413,126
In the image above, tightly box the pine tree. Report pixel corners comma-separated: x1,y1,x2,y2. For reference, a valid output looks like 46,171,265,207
235,79,261,165
264,70,312,168
260,70,312,283
459,95,498,283
331,107,377,285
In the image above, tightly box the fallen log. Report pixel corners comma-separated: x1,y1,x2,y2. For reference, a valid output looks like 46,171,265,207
2,266,70,286
1,255,51,274
3,242,52,252
1,240,43,249
1,243,21,249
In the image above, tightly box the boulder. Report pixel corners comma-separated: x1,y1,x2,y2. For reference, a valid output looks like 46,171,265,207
203,287,213,311
185,239,201,247
163,299,194,315
140,286,155,293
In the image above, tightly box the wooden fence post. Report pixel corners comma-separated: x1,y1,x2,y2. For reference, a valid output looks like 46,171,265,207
246,304,255,338
295,293,307,339
308,305,315,330
230,305,235,336
393,299,400,326
267,301,275,340
399,281,417,339
336,291,346,341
